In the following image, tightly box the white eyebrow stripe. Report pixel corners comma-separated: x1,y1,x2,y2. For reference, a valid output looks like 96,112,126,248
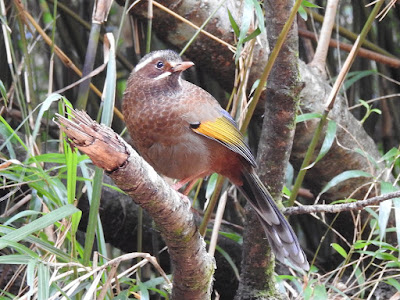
134,55,158,72
154,72,172,80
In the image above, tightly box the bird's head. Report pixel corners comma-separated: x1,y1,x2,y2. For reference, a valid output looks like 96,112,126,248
133,50,194,88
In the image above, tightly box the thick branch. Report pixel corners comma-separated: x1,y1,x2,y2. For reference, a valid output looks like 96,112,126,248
56,110,215,300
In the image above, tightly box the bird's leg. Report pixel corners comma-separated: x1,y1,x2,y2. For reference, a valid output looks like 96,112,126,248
171,178,199,195
182,179,200,195
172,172,207,194
171,178,191,191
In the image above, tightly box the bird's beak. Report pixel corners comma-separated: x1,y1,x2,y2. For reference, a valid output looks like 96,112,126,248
171,61,194,72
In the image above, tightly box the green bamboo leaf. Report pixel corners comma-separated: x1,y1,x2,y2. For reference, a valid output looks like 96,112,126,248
353,266,365,298
242,27,261,43
353,240,369,250
0,124,16,159
387,262,400,268
112,291,131,299
3,210,41,226
394,197,400,250
218,231,242,244
359,99,369,110
299,1,321,21
139,283,150,300
0,240,39,258
313,284,328,300
304,284,313,300
38,262,50,300
366,240,399,251
32,93,65,143
0,204,79,250
0,227,72,262
320,170,372,195
26,153,67,164
295,112,323,123
375,252,397,261
381,147,399,164
0,254,32,264
344,70,377,90
215,244,240,280
234,0,253,62
305,120,336,169
147,288,169,298
227,9,240,36
386,278,400,291
0,115,28,153
251,0,265,33
137,275,172,290
365,207,379,220
206,173,218,200
331,243,347,258
298,5,307,21
379,182,396,240
83,167,105,265
249,79,260,96
101,33,116,126
27,258,37,298
239,0,253,42
302,0,322,8
0,80,8,105
39,0,54,25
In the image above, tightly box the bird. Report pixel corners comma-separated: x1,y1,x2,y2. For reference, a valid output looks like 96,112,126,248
122,49,309,270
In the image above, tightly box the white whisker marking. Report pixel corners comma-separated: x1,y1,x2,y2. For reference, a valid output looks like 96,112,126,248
154,72,172,80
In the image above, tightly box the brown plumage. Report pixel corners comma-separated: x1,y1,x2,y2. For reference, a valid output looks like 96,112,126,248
122,50,309,270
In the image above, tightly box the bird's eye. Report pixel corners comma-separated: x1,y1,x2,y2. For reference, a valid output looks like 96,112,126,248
156,61,164,69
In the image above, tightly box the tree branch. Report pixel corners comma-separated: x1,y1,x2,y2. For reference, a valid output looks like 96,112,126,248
284,191,400,215
299,28,400,68
55,110,215,300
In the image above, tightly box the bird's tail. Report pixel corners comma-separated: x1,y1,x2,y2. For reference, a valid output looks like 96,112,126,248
238,169,309,270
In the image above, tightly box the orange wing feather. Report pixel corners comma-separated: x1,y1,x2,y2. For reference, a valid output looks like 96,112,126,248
191,116,256,167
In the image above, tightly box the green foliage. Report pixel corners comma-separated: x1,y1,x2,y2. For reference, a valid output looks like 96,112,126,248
331,243,348,258
0,80,7,106
358,99,382,124
344,70,377,91
228,0,264,63
319,170,372,196
305,120,337,169
298,0,322,21
295,112,323,123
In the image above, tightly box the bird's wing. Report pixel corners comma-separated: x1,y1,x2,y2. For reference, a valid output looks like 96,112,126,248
190,110,257,167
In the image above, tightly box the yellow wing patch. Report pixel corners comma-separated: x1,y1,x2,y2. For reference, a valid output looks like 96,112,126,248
192,116,256,167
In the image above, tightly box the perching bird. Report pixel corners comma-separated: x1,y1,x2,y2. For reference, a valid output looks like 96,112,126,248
122,50,309,270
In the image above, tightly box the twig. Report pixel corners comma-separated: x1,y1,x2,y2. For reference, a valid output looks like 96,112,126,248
299,29,400,68
305,7,395,58
284,191,400,215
